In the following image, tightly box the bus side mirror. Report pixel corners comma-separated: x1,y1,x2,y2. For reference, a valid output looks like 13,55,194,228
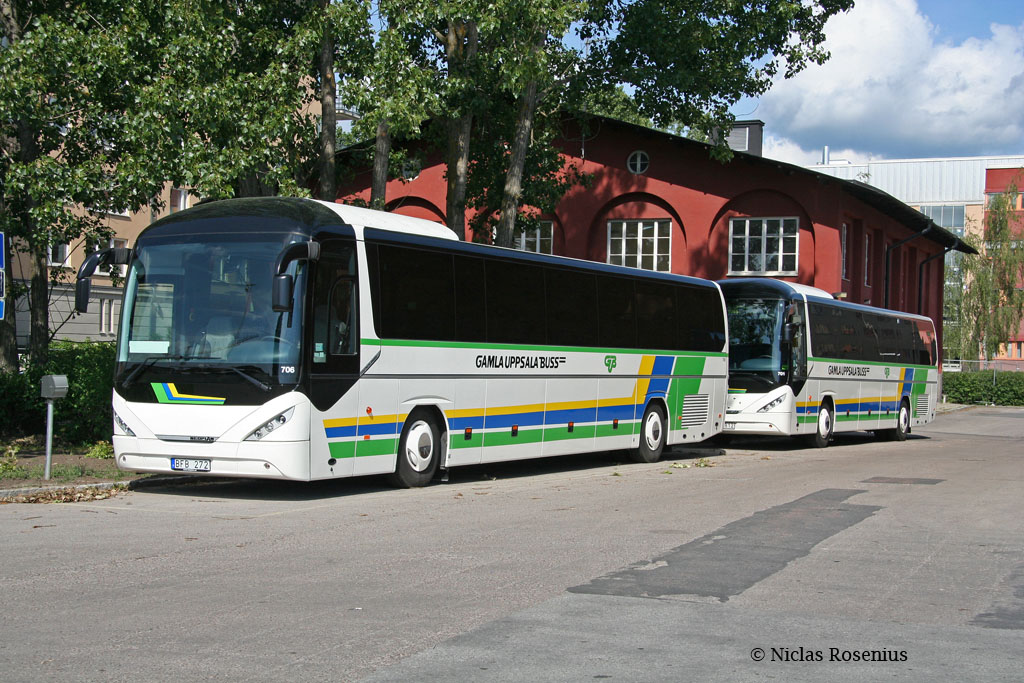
75,279,93,313
271,241,320,313
272,274,294,312
75,247,133,313
781,322,796,343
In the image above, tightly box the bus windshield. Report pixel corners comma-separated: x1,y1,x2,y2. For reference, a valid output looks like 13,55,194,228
116,235,306,387
726,297,787,391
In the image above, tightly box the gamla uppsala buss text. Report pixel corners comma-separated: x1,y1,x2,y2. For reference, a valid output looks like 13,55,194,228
718,278,939,447
76,198,729,486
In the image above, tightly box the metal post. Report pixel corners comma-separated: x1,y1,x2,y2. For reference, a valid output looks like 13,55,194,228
44,399,54,480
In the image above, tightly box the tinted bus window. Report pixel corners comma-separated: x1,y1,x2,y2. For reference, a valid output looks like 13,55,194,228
636,280,676,350
486,259,546,344
454,255,487,343
378,245,455,341
546,268,598,347
679,285,726,352
597,276,636,349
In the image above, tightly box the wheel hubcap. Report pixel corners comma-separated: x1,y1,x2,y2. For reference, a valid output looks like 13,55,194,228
818,409,831,438
899,406,909,431
645,412,663,450
404,421,434,472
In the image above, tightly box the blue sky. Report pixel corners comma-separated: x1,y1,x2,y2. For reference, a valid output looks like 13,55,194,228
755,0,1024,164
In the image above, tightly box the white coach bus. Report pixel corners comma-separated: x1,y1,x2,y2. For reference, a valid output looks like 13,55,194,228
718,278,939,447
76,198,728,487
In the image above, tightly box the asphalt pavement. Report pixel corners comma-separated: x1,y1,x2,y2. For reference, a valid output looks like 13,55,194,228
0,403,1020,682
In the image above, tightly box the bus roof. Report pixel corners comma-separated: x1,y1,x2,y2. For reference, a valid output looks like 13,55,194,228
718,277,934,324
321,201,457,241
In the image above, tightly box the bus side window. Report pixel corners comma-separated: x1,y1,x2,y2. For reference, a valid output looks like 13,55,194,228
788,305,807,378
312,242,358,370
329,280,355,355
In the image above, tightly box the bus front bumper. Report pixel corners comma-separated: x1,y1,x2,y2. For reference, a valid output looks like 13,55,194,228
112,436,311,481
722,417,794,436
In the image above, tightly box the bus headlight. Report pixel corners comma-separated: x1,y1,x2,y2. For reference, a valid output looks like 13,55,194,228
113,411,136,437
245,408,295,441
757,396,786,413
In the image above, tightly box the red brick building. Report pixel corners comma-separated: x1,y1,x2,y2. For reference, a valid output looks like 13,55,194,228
338,116,974,345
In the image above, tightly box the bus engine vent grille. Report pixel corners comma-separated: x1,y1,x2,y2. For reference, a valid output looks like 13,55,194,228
679,394,710,427
915,394,930,415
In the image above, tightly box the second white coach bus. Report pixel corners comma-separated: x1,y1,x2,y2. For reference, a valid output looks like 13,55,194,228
718,278,939,447
76,198,729,486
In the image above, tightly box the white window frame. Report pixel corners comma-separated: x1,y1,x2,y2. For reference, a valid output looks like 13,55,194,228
169,187,190,213
516,221,554,254
626,150,649,175
99,298,116,335
108,238,129,277
48,243,69,267
607,219,671,272
727,217,799,276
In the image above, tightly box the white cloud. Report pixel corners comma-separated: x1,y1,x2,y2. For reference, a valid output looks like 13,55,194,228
758,0,1024,162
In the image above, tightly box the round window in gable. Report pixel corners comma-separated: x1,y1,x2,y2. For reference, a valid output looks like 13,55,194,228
627,150,649,175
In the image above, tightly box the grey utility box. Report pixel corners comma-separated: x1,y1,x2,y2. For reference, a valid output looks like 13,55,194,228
40,374,69,400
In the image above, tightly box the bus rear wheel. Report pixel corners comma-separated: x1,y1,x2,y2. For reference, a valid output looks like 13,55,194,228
390,410,441,488
808,400,833,448
629,403,666,463
879,399,910,442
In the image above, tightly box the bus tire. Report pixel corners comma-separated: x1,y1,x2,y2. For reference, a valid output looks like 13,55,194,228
630,403,666,464
879,399,910,442
390,410,441,488
808,400,833,448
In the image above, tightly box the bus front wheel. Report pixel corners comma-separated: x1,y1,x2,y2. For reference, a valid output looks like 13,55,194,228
390,410,441,488
808,401,833,448
630,403,666,464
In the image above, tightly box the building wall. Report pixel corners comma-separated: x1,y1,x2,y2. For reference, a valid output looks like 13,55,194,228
339,119,949,339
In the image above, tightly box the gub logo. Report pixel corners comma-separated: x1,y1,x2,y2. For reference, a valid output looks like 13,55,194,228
884,367,891,378
604,355,617,373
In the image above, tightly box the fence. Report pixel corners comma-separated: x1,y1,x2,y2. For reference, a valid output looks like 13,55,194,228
942,359,1024,373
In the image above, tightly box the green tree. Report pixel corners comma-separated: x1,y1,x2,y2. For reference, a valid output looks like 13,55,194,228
0,1,372,368
343,1,438,209
490,0,854,245
0,1,167,368
582,0,854,155
948,183,1024,361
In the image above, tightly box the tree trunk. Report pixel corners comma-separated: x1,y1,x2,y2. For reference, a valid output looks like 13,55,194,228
370,119,390,210
0,0,21,370
440,19,478,241
0,232,17,372
495,80,539,248
27,243,49,366
317,0,337,202
445,114,472,240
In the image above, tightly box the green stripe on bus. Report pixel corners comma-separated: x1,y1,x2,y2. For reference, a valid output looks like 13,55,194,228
328,441,355,459
449,423,637,449
807,356,937,371
357,438,399,458
364,338,727,358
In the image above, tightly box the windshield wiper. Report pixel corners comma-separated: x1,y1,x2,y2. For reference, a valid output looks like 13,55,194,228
225,366,272,392
121,354,203,388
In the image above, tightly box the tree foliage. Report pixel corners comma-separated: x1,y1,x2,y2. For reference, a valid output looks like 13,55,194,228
945,183,1024,360
0,0,369,367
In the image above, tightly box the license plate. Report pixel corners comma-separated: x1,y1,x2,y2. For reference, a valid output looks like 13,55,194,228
171,458,211,472
723,422,737,430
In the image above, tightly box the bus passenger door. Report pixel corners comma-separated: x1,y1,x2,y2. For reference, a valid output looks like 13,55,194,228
308,240,361,479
